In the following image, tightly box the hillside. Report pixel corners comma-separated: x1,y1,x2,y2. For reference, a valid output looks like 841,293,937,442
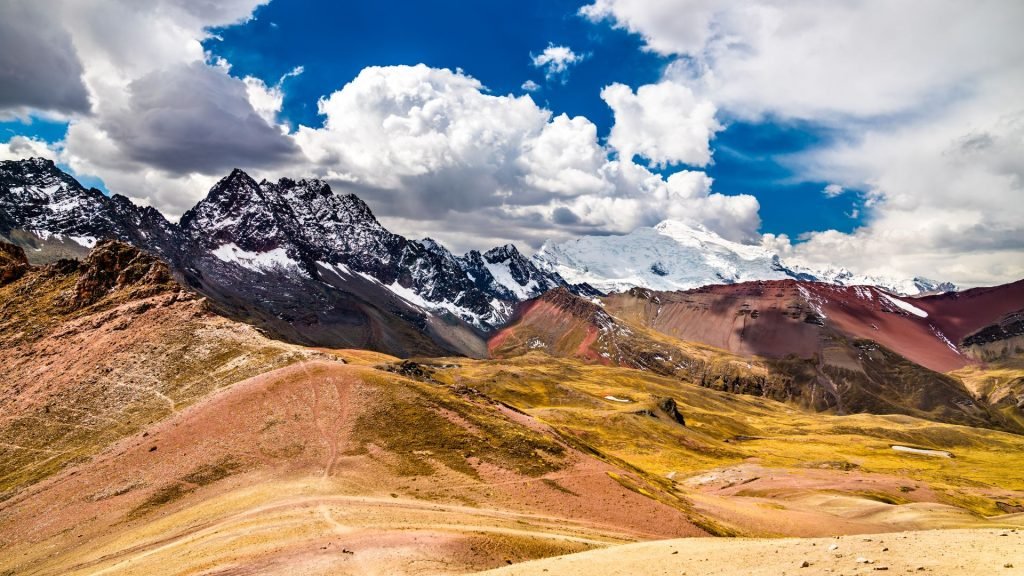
3,241,1023,575
492,284,1022,432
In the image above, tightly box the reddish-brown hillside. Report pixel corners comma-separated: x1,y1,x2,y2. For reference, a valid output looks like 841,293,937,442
603,280,1024,374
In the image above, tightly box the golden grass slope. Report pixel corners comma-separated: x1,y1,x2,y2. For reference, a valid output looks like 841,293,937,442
0,360,708,576
447,353,1024,530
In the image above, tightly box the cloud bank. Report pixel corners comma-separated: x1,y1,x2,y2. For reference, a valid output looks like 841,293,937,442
583,0,1024,286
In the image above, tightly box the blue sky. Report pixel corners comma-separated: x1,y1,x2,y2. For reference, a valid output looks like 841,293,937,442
1,0,1020,285
0,0,865,240
201,0,864,240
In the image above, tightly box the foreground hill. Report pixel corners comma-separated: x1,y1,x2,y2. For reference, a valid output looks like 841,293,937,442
478,529,1024,575
0,242,711,575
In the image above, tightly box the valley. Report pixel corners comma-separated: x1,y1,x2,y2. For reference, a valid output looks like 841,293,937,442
2,160,1023,575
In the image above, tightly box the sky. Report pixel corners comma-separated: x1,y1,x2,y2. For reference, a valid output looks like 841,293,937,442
0,0,1022,286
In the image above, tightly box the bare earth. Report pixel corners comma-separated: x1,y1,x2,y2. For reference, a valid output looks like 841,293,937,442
477,528,1024,576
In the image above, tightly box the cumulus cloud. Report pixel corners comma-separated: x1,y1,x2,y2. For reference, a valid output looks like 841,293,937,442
244,66,304,125
521,80,541,92
822,184,844,198
0,136,61,162
531,44,584,82
583,0,1024,286
0,0,289,219
82,62,299,175
0,1,91,118
293,65,758,251
602,81,720,168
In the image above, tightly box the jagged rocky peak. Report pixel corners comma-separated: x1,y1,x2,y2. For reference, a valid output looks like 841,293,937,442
0,158,173,258
180,169,271,242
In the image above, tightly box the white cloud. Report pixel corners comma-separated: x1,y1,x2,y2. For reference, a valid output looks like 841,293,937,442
244,65,304,125
293,64,758,251
584,0,1024,120
0,1,91,118
521,80,541,92
822,184,844,198
583,0,1024,286
602,81,720,168
0,0,291,220
531,44,584,81
0,136,61,162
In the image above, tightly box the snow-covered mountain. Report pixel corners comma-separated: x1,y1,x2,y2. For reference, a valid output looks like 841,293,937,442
786,264,957,296
0,157,176,259
533,220,955,296
0,159,577,352
0,158,955,357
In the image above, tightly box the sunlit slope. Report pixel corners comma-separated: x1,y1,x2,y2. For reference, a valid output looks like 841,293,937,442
0,357,713,576
447,354,1024,534
0,241,314,501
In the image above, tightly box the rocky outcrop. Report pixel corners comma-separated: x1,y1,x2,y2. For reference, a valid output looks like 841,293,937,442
73,240,174,308
0,242,29,285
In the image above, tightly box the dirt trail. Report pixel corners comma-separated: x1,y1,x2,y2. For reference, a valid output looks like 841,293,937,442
295,360,356,478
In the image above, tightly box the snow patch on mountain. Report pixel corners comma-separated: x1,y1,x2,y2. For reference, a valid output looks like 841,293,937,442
484,259,539,300
880,293,929,318
212,243,300,273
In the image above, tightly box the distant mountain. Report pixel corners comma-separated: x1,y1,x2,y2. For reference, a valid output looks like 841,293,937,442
0,158,581,356
0,157,177,261
492,279,1024,432
533,220,956,296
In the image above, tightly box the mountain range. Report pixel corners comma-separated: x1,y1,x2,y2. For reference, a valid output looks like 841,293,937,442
3,157,1024,574
2,157,1020,423
1,158,590,356
2,157,950,327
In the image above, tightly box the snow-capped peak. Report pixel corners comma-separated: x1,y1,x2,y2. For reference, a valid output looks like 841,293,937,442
534,219,954,296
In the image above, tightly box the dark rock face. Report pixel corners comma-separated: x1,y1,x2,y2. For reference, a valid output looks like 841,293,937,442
962,310,1024,347
0,158,583,356
657,397,686,426
0,158,176,256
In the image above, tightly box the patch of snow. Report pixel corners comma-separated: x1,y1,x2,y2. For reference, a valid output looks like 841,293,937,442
797,285,828,320
879,293,928,318
317,261,352,278
892,445,952,458
604,395,631,403
929,324,960,354
28,229,59,241
68,236,97,248
384,281,490,328
211,243,299,273
484,259,538,299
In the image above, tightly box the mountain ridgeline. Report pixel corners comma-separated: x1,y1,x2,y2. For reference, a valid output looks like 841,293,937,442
3,157,1023,433
0,158,589,356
